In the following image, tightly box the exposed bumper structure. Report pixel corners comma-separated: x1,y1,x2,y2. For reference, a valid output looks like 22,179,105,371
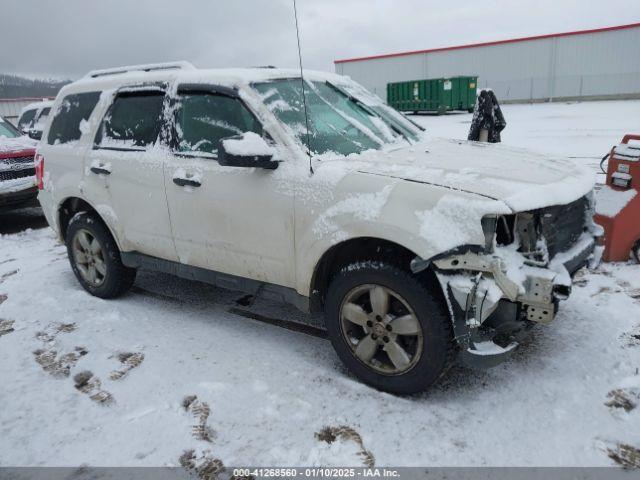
430,234,598,368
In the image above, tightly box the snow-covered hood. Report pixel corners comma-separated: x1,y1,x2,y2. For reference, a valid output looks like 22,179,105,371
353,137,596,212
0,135,37,156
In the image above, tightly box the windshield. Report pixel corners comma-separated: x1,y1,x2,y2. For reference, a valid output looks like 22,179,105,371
253,79,407,156
0,117,21,138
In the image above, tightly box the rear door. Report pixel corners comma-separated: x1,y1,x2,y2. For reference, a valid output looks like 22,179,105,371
86,86,177,261
41,91,102,227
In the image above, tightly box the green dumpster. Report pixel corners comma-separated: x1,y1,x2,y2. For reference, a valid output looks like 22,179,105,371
387,76,477,114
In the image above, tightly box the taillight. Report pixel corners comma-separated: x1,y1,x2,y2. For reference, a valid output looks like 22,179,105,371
35,153,44,190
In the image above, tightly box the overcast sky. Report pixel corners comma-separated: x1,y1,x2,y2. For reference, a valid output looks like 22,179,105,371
3,0,640,79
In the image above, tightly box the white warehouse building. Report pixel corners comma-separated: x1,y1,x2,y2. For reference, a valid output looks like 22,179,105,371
334,22,640,104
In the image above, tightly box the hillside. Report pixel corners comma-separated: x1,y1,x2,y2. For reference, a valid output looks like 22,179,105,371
0,74,71,99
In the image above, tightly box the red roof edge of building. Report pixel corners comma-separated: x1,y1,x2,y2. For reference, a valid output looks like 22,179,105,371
334,22,640,64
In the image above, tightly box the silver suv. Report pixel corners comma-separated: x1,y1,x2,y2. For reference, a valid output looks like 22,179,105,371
37,62,601,393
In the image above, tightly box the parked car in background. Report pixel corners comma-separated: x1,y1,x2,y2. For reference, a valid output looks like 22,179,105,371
37,62,600,394
0,115,37,209
17,100,53,139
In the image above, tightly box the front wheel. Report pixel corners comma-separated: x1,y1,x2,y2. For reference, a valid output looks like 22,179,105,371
324,261,455,394
66,212,136,298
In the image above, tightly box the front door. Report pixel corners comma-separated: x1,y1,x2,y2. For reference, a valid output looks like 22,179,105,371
87,87,177,261
163,85,295,287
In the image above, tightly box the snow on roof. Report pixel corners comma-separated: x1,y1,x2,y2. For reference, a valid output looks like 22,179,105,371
0,97,55,103
85,61,196,79
20,99,54,115
62,64,350,97
595,185,637,218
613,143,640,160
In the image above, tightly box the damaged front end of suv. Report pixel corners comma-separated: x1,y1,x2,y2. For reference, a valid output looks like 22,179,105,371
412,193,603,368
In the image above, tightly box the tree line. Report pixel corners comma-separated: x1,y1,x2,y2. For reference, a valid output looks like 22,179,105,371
0,74,71,99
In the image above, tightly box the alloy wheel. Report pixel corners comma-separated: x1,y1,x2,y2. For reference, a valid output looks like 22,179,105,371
339,284,424,375
72,229,107,287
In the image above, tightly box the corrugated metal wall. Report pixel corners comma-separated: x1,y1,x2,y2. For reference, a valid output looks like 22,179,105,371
335,25,640,103
0,98,45,123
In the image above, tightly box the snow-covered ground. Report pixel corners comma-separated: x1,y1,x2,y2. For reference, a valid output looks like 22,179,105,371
410,99,640,180
1,100,640,469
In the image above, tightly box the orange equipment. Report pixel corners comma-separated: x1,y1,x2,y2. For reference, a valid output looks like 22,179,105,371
594,134,640,262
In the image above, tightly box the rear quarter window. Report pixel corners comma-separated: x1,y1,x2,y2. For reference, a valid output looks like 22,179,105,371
47,92,101,145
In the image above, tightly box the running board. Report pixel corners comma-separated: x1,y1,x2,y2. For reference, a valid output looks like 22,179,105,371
121,251,310,312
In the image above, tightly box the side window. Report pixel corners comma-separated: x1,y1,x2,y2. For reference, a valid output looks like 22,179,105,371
18,109,36,131
36,107,51,121
97,91,165,150
47,92,100,145
175,92,262,156
31,107,52,133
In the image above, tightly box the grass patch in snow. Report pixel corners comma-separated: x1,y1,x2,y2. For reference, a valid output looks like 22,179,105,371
73,370,114,405
179,449,224,480
0,318,14,336
605,389,638,412
183,395,216,443
315,425,375,467
607,443,640,469
109,352,145,381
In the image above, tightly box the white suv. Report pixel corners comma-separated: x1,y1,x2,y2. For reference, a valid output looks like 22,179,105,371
17,99,53,138
37,62,600,393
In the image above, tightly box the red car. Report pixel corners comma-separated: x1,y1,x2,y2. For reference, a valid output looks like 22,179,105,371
0,116,38,210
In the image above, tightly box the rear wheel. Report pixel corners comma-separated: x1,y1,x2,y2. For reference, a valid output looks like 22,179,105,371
66,212,136,298
324,261,454,394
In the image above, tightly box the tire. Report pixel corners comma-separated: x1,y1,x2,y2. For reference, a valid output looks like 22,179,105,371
324,261,455,394
66,212,136,298
633,240,640,264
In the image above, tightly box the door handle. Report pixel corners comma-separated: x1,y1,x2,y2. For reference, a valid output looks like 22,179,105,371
173,177,201,188
90,166,111,175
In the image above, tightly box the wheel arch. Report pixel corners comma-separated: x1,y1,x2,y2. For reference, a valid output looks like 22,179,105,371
58,196,123,251
308,236,443,313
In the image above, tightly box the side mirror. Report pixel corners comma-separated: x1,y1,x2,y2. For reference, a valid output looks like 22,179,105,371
28,129,42,141
217,132,279,170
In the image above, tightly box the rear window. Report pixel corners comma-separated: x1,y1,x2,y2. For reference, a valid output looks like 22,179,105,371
97,91,165,149
47,92,101,145
18,109,36,131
